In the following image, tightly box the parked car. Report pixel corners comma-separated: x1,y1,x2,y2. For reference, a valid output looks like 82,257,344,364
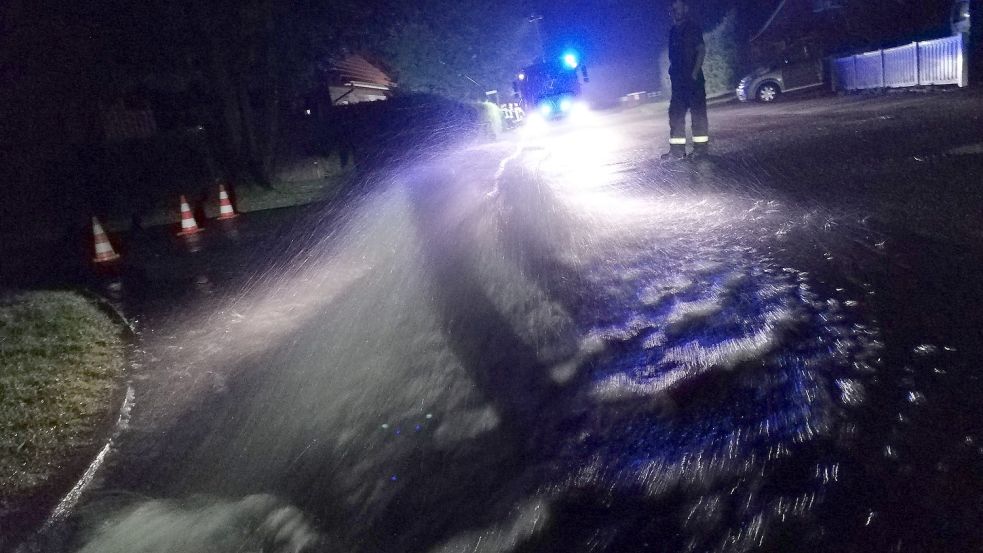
736,43,826,102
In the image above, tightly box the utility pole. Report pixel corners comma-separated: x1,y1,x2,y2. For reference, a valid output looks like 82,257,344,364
529,14,545,61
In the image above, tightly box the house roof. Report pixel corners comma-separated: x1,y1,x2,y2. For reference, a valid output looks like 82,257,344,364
330,54,393,88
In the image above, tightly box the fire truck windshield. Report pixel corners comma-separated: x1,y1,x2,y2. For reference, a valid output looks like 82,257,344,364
520,62,581,104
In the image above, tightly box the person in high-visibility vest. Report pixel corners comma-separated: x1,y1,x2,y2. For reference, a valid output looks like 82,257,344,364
663,0,709,160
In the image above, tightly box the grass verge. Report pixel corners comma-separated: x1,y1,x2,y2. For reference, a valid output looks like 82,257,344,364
0,291,126,500
134,154,354,229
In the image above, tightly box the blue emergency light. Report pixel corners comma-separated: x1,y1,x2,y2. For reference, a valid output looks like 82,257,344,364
562,52,579,69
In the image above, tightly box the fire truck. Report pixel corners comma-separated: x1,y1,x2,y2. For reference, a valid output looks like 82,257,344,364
512,52,589,120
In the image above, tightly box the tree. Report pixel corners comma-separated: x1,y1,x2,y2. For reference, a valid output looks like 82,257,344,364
177,0,346,185
27,0,367,187
377,1,532,100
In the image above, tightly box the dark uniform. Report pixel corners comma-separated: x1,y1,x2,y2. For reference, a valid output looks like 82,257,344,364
667,18,708,156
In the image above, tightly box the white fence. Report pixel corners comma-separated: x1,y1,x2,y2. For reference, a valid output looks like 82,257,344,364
832,34,967,91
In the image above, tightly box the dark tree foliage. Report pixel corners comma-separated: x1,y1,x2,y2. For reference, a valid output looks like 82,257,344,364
375,1,533,99
742,0,957,52
113,0,363,186
836,0,956,47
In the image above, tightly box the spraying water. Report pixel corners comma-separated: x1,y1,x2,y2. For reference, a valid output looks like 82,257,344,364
34,112,886,553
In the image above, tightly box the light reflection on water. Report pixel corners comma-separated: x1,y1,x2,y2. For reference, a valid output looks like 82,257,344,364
37,121,888,553
487,143,882,550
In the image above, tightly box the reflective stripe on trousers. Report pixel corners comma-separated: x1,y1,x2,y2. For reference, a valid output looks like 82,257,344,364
668,76,709,146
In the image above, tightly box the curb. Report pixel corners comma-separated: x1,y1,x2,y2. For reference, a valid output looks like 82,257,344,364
74,288,137,337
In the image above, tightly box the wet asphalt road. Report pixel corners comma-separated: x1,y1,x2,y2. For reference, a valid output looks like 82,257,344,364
10,89,983,552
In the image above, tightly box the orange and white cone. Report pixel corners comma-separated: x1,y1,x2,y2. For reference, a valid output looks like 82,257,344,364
176,195,203,236
216,184,238,220
91,216,120,263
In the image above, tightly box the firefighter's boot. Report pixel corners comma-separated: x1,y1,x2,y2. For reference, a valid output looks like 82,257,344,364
661,144,687,160
689,142,709,160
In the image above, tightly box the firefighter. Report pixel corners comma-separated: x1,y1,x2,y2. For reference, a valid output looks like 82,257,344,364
663,0,709,160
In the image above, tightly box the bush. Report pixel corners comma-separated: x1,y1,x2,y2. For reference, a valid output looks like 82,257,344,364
316,93,490,167
703,10,740,97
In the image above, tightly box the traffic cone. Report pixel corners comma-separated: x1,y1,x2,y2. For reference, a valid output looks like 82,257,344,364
176,195,203,236
216,184,238,220
91,216,120,263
